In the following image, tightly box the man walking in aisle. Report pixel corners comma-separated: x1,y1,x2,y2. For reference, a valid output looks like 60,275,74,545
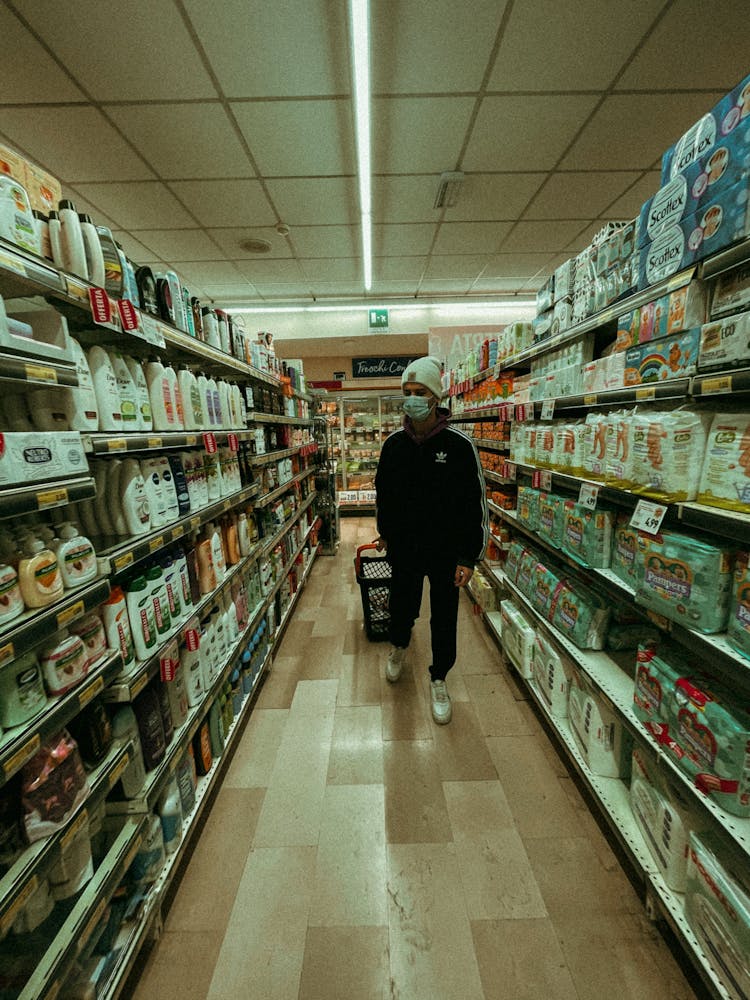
375,356,488,724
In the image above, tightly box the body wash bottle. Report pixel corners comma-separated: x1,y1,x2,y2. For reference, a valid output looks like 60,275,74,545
18,538,64,608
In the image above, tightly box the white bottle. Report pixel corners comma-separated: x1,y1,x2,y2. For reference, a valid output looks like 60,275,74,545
178,451,198,511
181,638,204,708
0,562,24,625
47,210,64,268
145,358,176,432
178,366,203,430
156,456,180,523
119,458,151,536
217,313,230,353
163,363,184,430
123,356,153,432
237,512,251,557
201,309,220,349
58,200,88,280
145,564,171,637
207,376,221,427
173,547,193,612
102,585,136,673
63,338,99,432
166,660,188,728
158,777,183,855
125,575,158,662
218,380,231,429
197,372,214,427
159,555,181,621
93,462,115,537
106,459,129,535
164,272,186,331
231,383,244,427
203,452,221,503
78,214,105,287
140,457,167,529
110,705,147,797
76,498,101,541
107,350,139,430
222,589,238,643
87,346,123,432
208,523,226,583
56,522,98,587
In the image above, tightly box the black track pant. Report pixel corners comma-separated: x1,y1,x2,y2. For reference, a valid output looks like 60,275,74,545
387,556,459,681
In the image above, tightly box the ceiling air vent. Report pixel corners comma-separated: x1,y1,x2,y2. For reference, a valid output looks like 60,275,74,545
433,171,464,209
239,238,272,254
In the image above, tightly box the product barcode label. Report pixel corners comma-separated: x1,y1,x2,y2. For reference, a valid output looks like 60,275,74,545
108,753,130,790
130,671,149,699
629,499,666,535
635,386,656,400
578,482,599,509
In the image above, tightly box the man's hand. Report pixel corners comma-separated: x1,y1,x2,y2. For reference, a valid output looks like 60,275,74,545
454,565,473,588
375,536,387,552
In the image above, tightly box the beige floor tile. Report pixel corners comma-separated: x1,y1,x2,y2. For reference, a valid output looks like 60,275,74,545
387,842,485,1000
455,829,548,920
222,708,288,788
309,784,388,927
557,772,624,873
336,652,382,706
486,735,585,838
166,787,264,933
383,740,454,844
206,846,316,1000
290,677,340,714
443,780,515,840
471,918,579,1000
298,926,390,1000
254,665,299,709
295,636,347,680
380,670,433,741
130,930,223,1000
327,705,384,784
465,673,537,737
429,700,499,780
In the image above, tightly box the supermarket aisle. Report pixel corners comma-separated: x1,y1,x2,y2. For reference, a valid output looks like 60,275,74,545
129,517,698,1000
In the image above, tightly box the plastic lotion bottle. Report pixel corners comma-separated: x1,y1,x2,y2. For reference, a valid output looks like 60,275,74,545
93,462,115,537
168,454,191,517
166,660,188,728
208,522,226,582
178,365,203,430
58,200,88,280
140,457,167,529
0,561,24,625
101,584,136,673
145,358,176,432
156,456,180,523
237,512,251,557
124,356,153,432
107,350,139,430
87,346,123,432
78,214,105,287
163,362,184,429
196,531,216,595
63,338,99,432
125,575,158,662
106,459,129,536
18,539,64,608
56,522,98,587
197,372,214,427
119,458,151,536
207,375,221,427
110,706,146,797
145,564,171,637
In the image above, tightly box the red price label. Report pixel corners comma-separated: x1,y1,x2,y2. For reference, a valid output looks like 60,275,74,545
532,469,541,488
159,639,179,682
117,298,140,331
185,628,200,651
88,287,112,325
227,432,239,452
515,403,528,422
202,432,217,454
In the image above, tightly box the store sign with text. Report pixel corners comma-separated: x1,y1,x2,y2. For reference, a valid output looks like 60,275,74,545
352,356,415,379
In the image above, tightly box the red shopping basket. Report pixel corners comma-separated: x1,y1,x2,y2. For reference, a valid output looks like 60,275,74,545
354,543,391,642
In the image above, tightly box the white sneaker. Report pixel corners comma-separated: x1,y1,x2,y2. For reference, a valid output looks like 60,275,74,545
430,679,452,724
386,646,406,683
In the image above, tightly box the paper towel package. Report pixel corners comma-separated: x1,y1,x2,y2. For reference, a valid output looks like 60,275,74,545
630,409,710,504
568,670,630,778
531,631,575,718
728,551,750,660
561,501,614,569
623,328,701,384
697,412,750,513
698,309,750,371
685,831,750,1000
661,71,750,181
500,600,536,678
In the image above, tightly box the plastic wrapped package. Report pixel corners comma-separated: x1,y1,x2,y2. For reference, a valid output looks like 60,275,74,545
582,412,608,480
504,541,527,583
21,730,90,843
634,529,734,633
48,814,93,900
630,409,711,502
610,513,643,589
728,551,750,659
535,422,558,470
560,501,614,568
500,600,536,678
531,631,575,718
515,547,538,597
697,412,750,513
568,669,630,777
604,410,635,489
550,576,611,650
516,486,540,532
537,492,564,548
529,561,561,620
555,421,586,477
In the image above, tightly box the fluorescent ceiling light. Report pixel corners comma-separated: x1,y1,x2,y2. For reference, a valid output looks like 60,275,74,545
231,299,536,315
350,0,372,291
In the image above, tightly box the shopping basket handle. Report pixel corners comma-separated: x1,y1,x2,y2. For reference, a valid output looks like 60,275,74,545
354,542,380,576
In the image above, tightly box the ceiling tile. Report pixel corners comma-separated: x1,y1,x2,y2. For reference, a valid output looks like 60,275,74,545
471,277,529,292
168,180,276,227
617,1,750,91
372,0,507,93
564,223,603,251
265,178,358,226
0,7,85,102
425,255,490,279
0,107,154,182
489,0,664,90
233,259,306,283
71,182,196,229
19,0,216,100
419,278,474,293
500,220,589,253
135,230,228,262
432,221,512,255
483,253,557,278
373,225,436,256
171,261,247,286
183,0,350,98
255,284,315,299
107,104,253,180
208,228,292,259
372,176,442,224
444,174,547,221
370,280,421,295
604,171,662,220
300,259,361,282
524,172,642,220
290,226,359,258
463,95,600,171
308,282,366,297
200,282,259,300
373,97,475,174
232,100,354,177
560,93,725,170
374,257,427,281
111,232,164,265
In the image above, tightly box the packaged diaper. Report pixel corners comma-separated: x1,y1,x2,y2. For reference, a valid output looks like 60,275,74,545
535,424,557,469
635,529,734,633
604,410,635,489
550,576,611,650
697,412,750,512
516,486,540,532
522,423,538,467
610,513,642,589
529,560,561,621
698,309,750,371
500,600,536,678
560,501,613,569
509,422,526,464
531,631,575,718
582,412,608,480
685,831,750,999
537,492,564,547
504,541,527,583
728,551,750,660
630,409,710,503
633,640,685,727
516,547,537,596
555,422,581,477
568,669,630,777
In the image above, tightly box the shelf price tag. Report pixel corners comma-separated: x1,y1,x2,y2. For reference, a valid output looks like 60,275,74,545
629,499,666,535
36,486,68,510
159,638,179,682
578,482,599,510
108,752,130,790
88,287,113,325
0,642,15,667
117,298,140,332
540,398,555,421
130,671,149,699
515,403,529,422
700,375,733,395
113,551,134,573
0,876,39,937
635,385,657,401
106,438,127,452
202,432,217,454
505,461,517,482
147,436,162,449
24,363,57,384
57,599,85,629
148,535,164,553
583,393,597,406
531,469,540,488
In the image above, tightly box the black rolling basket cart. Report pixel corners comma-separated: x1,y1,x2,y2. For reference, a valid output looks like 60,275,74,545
354,543,391,641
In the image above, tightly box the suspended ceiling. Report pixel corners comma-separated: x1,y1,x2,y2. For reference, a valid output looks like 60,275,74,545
0,0,747,313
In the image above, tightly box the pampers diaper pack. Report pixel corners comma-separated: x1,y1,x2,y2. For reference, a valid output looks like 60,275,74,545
630,409,710,503
550,575,610,650
531,631,574,718
610,513,643,589
635,529,733,633
698,309,750,371
633,640,684,727
685,831,750,1000
568,669,630,778
537,492,563,547
698,412,750,513
728,551,750,660
560,500,613,569
516,485,540,532
504,541,527,584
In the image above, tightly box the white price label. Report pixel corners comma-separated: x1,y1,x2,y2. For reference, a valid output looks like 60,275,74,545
578,482,599,509
540,398,555,421
629,499,666,535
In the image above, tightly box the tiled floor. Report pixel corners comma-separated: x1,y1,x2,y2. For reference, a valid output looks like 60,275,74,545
129,518,699,1000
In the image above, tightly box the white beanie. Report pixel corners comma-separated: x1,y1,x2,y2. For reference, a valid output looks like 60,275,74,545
401,355,444,398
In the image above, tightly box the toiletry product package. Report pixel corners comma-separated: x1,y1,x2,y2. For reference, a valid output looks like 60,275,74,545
710,258,750,318
537,492,563,548
604,410,635,489
630,409,711,503
610,513,643,589
560,501,614,569
531,630,575,718
516,485,540,532
568,669,631,777
728,551,750,660
698,309,750,371
623,328,701,384
500,600,535,678
550,576,611,650
697,412,750,513
21,730,90,842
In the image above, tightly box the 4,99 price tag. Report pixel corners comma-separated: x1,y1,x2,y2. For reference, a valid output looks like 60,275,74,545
629,499,666,535
578,482,599,510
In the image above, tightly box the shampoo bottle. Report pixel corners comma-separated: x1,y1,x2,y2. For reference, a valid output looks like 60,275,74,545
95,226,124,299
125,575,158,662
158,777,183,855
63,338,99,432
156,455,180,523
88,346,123,432
167,454,190,516
78,214,105,287
145,564,171,637
47,210,63,268
107,350,139,430
164,362,184,429
106,459,128,536
124,356,153,432
101,584,135,673
177,365,203,429
132,683,166,771
165,661,188,728
145,357,176,432
58,200,88,279
93,462,115,537
140,457,167,530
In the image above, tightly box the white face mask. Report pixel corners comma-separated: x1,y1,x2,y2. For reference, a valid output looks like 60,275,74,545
403,395,433,421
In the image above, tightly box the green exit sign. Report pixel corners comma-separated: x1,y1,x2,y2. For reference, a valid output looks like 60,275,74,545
368,308,389,331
